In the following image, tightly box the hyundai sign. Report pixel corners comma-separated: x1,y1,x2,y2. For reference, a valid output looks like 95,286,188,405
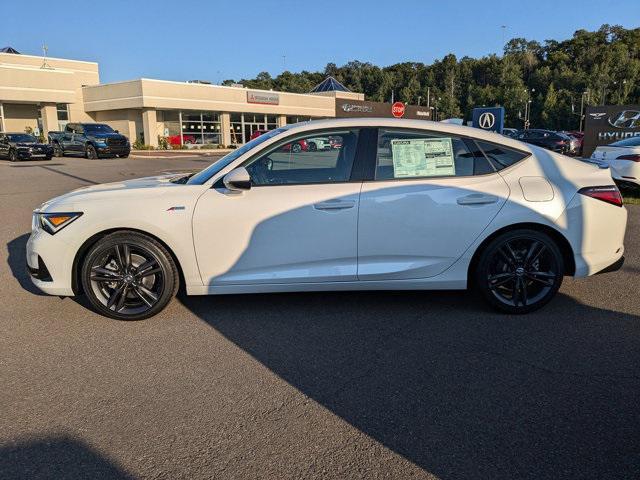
472,107,504,134
583,104,640,157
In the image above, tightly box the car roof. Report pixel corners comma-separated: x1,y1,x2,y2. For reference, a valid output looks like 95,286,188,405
283,117,533,152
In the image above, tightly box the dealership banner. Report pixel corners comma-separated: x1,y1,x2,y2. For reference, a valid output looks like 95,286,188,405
335,99,432,120
583,105,640,157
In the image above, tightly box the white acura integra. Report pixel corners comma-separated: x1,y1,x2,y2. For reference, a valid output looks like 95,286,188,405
27,119,627,320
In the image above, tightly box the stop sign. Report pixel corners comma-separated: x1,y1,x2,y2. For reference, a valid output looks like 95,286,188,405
392,101,405,118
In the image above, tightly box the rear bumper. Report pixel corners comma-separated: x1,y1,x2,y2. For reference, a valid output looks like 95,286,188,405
563,193,627,277
596,256,624,275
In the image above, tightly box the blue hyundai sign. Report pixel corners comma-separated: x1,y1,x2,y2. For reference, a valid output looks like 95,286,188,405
472,107,505,133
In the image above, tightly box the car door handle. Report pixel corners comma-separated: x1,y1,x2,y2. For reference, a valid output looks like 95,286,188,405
313,200,356,211
456,194,499,205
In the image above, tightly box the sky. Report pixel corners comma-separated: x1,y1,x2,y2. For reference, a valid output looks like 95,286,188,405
2,0,638,84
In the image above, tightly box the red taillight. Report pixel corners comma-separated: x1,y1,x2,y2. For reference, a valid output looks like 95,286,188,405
578,186,623,207
616,154,640,162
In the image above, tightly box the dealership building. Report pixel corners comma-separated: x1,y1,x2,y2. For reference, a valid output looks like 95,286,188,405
1,48,412,147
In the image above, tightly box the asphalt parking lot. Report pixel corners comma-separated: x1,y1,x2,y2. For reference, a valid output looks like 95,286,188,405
1,155,639,479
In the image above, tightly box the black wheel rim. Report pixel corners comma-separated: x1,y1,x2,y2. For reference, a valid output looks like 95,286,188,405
89,243,164,315
486,237,559,308
88,147,96,159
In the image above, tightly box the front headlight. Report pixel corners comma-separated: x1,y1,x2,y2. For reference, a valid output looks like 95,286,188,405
36,212,83,235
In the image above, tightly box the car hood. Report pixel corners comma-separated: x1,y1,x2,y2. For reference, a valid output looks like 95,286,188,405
37,173,197,211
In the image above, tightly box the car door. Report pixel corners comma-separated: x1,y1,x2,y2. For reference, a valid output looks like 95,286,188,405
62,125,76,153
192,127,364,286
357,127,511,280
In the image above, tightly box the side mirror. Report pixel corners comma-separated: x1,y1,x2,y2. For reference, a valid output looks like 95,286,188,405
115,130,119,133
223,167,252,191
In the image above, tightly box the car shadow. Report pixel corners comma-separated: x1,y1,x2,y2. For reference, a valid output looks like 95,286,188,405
0,434,135,480
178,288,640,479
6,233,46,296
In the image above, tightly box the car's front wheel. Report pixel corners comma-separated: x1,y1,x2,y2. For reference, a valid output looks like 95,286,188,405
475,229,564,314
86,144,98,159
9,149,18,162
81,232,178,320
53,143,63,157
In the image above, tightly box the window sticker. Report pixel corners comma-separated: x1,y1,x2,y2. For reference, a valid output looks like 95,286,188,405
390,137,455,178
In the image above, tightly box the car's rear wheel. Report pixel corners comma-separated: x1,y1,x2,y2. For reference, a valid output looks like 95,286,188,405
475,229,564,314
81,232,178,320
308,142,317,152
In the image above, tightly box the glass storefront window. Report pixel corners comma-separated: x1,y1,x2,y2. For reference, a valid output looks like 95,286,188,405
286,116,313,124
55,104,70,131
178,110,222,146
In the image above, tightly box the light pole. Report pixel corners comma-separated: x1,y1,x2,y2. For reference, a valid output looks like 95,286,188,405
578,90,589,132
524,88,535,129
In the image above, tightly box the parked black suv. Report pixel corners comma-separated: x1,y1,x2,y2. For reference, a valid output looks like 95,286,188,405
0,132,53,161
515,129,577,155
49,123,130,159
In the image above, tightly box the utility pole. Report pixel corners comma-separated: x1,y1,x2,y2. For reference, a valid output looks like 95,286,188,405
40,43,51,69
426,87,430,110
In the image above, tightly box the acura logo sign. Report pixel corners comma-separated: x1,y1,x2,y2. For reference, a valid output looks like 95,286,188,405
478,112,496,129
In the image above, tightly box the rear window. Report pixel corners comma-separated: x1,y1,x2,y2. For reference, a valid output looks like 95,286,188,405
610,136,640,147
475,140,529,170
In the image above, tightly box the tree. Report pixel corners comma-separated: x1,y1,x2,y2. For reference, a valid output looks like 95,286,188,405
221,25,640,129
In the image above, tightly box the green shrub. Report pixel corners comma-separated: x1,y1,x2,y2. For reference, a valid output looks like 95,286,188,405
157,136,169,150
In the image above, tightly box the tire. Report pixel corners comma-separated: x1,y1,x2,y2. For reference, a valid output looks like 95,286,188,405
45,155,52,160
308,142,317,152
85,144,98,159
8,149,18,162
118,153,129,158
291,143,302,153
81,232,178,320
52,142,63,157
475,229,564,314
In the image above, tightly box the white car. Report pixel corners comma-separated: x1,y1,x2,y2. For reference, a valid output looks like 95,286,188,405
591,136,640,188
27,118,627,320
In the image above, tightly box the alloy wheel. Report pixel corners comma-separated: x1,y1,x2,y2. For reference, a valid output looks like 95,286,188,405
88,242,165,316
485,237,560,308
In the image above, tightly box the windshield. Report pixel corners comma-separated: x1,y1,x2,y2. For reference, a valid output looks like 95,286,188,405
7,134,37,143
187,127,290,185
610,136,640,147
84,124,115,134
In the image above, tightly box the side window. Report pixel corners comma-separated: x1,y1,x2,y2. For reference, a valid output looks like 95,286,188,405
65,124,74,133
375,129,494,180
244,129,359,186
75,125,84,134
475,140,529,170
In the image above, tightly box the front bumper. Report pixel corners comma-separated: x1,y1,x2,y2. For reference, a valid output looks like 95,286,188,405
26,229,76,296
96,144,130,157
17,146,53,159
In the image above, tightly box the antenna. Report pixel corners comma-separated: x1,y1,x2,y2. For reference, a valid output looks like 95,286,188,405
40,43,52,69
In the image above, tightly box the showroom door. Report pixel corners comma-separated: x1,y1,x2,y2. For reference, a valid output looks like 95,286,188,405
192,128,363,286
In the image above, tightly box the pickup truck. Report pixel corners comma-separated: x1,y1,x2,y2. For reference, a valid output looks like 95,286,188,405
49,123,131,159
